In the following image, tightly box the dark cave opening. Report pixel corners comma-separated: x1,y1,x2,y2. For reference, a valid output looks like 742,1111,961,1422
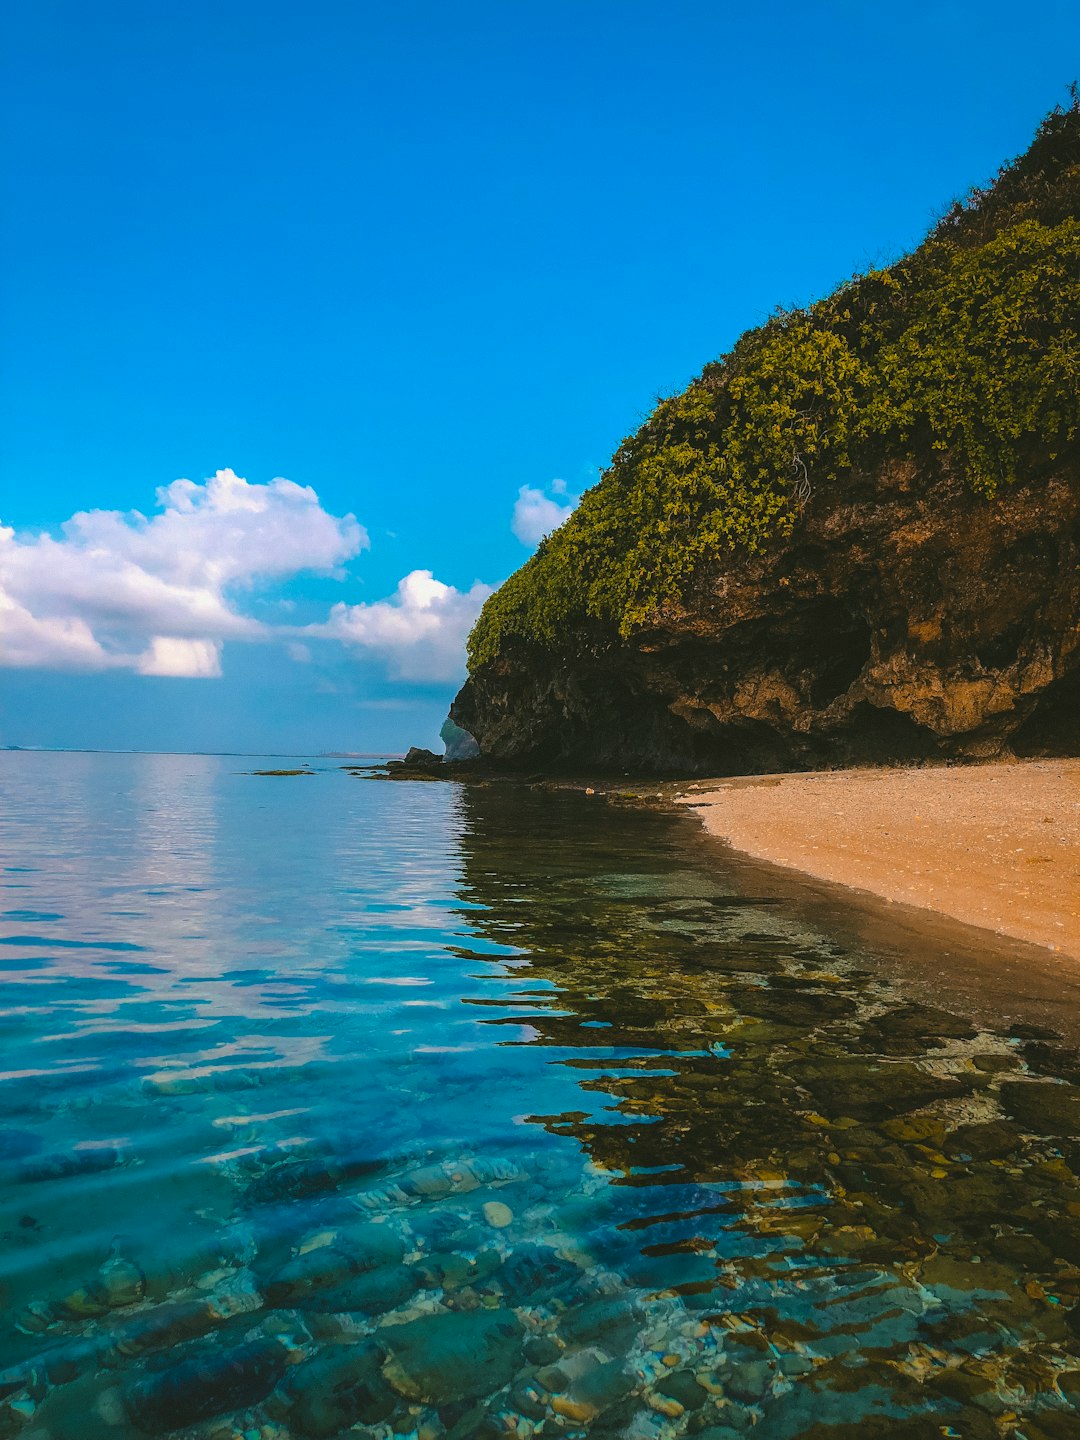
1012,665,1080,756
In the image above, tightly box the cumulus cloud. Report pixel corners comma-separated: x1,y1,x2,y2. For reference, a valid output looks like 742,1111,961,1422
313,569,493,683
0,470,498,686
0,470,366,677
511,478,579,546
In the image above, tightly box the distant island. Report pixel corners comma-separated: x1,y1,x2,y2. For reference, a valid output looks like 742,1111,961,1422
453,99,1080,775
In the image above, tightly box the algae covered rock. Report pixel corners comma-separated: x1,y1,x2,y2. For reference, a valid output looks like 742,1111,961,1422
1001,1079,1080,1136
795,1057,970,1120
943,1120,1022,1161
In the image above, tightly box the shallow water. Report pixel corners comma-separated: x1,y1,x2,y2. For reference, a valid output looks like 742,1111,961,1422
1,752,1080,1440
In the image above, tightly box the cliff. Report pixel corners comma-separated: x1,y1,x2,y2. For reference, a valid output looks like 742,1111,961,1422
453,102,1080,774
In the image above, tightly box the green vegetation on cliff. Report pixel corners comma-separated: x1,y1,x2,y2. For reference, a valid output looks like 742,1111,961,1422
469,100,1080,666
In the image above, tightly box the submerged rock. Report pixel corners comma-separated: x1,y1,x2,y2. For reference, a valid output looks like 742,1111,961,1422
654,1369,708,1412
500,1246,580,1303
416,1250,500,1294
244,1151,387,1207
263,1219,405,1307
558,1296,642,1353
111,1300,226,1357
123,1337,288,1433
0,1129,43,1161
326,1264,418,1316
566,1356,637,1418
275,1340,394,1436
97,1258,144,1308
357,1155,527,1210
19,1148,123,1183
381,1308,525,1403
482,1200,513,1229
265,1248,355,1305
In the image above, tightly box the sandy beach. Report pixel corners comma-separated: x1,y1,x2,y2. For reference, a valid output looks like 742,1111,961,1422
681,759,1080,961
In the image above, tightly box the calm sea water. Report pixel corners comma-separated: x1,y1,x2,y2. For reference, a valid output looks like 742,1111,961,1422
2,752,1080,1440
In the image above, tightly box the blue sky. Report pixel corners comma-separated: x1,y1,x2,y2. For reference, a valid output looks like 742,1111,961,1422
2,0,1078,752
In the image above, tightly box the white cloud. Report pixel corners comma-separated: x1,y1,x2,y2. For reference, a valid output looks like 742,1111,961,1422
0,470,365,676
137,637,223,678
0,583,119,671
313,569,493,683
511,478,579,546
0,470,499,687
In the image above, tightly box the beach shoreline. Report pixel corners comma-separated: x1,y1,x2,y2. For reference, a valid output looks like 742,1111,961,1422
678,758,1080,963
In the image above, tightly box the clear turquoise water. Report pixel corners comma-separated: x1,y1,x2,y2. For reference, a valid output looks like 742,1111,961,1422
1,752,1079,1440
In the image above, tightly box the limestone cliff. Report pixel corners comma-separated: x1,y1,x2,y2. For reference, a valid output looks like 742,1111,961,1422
453,103,1080,774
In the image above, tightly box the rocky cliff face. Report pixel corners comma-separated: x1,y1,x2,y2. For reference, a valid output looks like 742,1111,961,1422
452,105,1080,775
453,461,1080,773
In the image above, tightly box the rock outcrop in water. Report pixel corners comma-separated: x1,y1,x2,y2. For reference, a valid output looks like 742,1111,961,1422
453,103,1080,774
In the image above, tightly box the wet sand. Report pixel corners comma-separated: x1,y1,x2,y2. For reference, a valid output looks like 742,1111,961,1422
681,759,1080,962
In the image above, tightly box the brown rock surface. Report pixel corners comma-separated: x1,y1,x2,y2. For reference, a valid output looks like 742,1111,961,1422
453,466,1080,773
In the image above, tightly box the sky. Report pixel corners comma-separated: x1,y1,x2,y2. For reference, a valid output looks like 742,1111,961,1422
2,0,1078,753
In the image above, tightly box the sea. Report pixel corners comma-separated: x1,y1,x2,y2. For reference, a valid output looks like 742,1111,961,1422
1,750,1079,1439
